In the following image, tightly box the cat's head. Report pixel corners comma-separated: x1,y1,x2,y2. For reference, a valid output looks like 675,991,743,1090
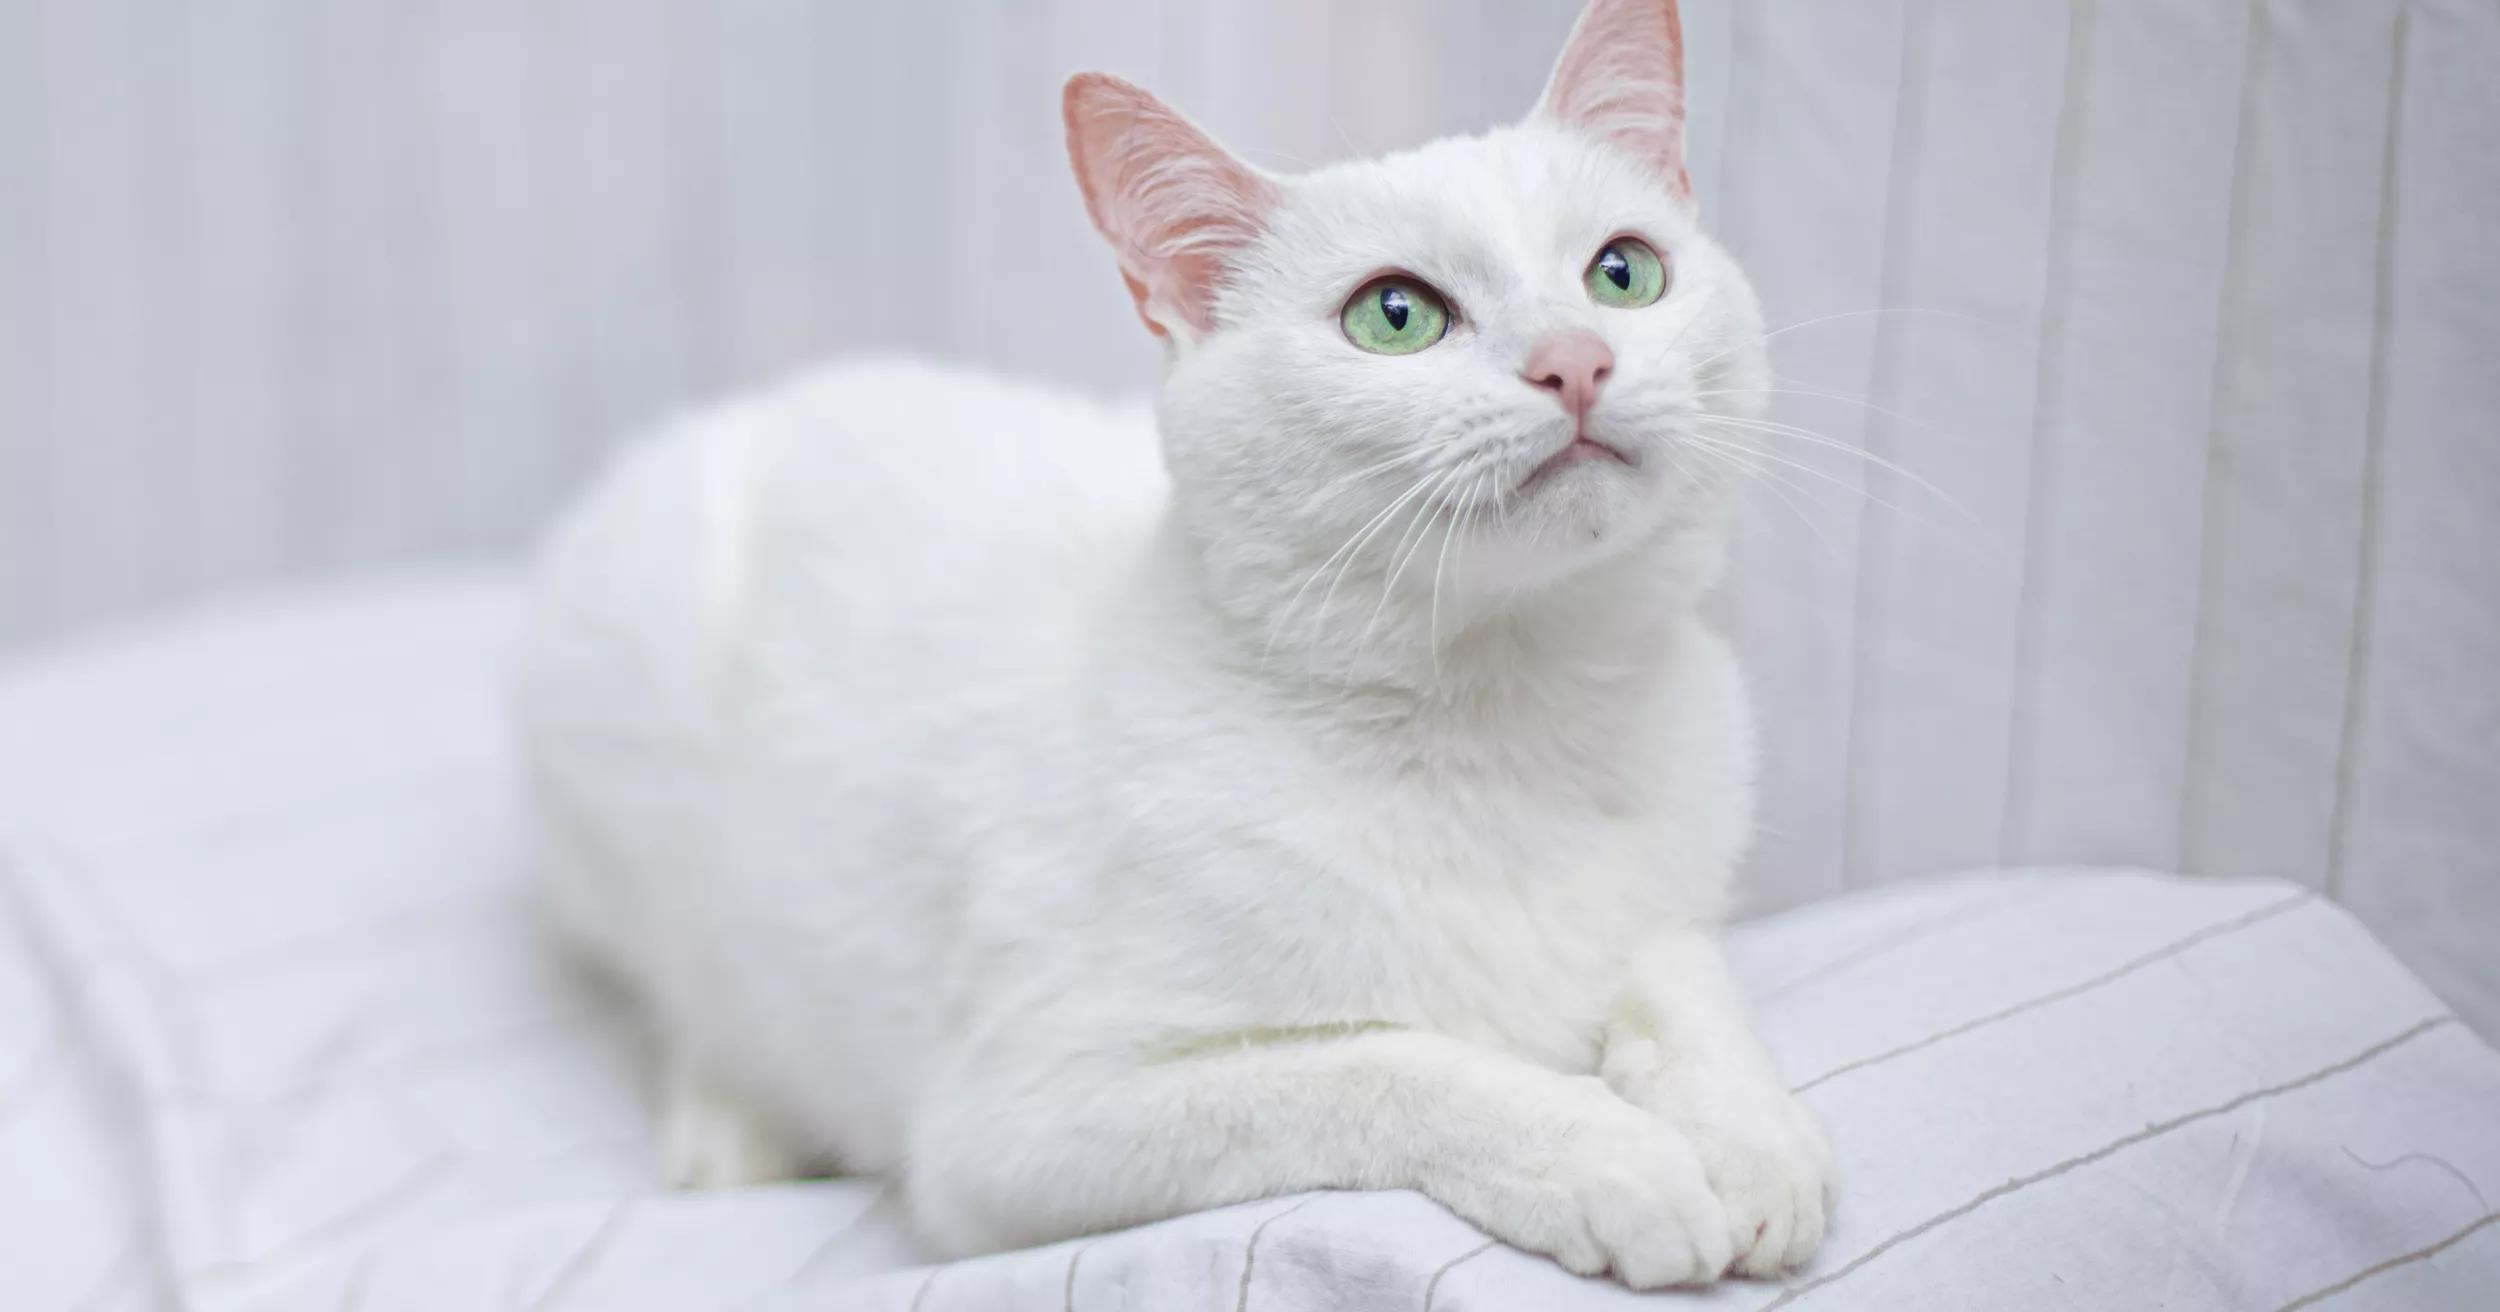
1065,0,1765,670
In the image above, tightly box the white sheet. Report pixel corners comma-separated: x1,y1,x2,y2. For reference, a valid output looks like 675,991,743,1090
5,574,2496,1310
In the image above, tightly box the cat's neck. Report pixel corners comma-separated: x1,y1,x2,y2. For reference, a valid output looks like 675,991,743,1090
1162,507,1724,732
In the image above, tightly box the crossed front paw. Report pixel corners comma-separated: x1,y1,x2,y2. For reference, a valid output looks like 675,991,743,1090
1675,1081,1835,1277
1431,1080,1737,1288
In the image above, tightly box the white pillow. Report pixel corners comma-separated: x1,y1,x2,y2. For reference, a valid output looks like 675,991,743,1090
4,576,2494,1310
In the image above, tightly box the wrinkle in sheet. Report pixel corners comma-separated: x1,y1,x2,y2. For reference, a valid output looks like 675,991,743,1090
2211,1105,2266,1234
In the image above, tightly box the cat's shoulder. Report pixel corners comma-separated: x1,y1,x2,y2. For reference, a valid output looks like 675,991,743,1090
752,354,1155,451
696,355,1163,528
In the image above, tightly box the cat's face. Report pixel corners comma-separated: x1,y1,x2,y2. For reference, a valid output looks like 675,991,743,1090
1166,123,1764,600
1069,0,1763,648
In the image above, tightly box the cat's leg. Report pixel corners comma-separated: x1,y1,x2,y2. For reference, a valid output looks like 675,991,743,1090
906,1026,1735,1288
1599,924,1834,1277
658,1051,802,1188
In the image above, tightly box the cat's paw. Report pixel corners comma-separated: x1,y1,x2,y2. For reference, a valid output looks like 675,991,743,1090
1433,1085,1734,1288
659,1061,800,1188
1676,1083,1834,1277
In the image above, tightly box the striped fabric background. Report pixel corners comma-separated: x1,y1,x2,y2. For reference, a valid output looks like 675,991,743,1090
1,1,2494,1034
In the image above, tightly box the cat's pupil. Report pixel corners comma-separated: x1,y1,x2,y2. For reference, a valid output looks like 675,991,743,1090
1380,286,1410,331
1599,248,1632,290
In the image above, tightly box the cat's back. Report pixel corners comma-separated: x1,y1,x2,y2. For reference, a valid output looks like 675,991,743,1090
729,356,1167,644
529,353,1166,692
517,357,1165,971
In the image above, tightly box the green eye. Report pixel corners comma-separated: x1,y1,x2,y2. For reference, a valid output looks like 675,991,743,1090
1585,238,1669,308
1340,276,1450,355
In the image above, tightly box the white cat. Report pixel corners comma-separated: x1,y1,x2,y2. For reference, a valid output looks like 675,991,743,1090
515,0,1831,1287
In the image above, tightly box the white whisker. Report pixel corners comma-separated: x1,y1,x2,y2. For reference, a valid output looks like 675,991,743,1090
1691,411,1985,532
1337,443,1442,485
1427,493,1461,683
1673,440,1836,552
1266,466,1445,670
1356,466,1463,672
1689,383,1970,448
1688,306,1988,375
1682,428,1966,547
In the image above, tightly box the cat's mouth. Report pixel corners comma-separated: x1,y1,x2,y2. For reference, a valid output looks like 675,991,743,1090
1522,434,1634,490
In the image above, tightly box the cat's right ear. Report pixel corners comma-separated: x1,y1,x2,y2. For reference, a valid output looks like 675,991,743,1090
1064,74,1277,347
1534,0,1692,203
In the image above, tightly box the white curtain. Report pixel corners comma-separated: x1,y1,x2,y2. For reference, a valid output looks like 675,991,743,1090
3,0,2493,1033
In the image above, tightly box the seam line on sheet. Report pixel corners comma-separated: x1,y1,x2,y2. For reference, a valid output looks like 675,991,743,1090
1792,891,2309,1092
2324,2,2411,898
1421,1239,1499,1311
2174,0,2272,875
1235,1195,1320,1312
1061,1237,1097,1312
2274,1208,2500,1310
1761,1015,2456,1310
1836,0,1933,892
907,1265,942,1312
1761,882,2050,1003
1997,0,2098,865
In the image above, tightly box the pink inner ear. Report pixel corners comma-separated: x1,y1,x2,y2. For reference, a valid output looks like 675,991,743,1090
1538,0,1690,199
1064,74,1276,341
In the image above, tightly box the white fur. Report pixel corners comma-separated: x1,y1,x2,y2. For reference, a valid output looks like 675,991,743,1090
516,4,1831,1287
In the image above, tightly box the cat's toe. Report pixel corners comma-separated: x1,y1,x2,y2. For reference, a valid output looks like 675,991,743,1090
1684,1092,1833,1277
1437,1094,1736,1289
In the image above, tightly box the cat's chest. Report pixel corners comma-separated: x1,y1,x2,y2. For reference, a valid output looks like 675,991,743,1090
1391,878,1646,1072
1323,784,1678,1072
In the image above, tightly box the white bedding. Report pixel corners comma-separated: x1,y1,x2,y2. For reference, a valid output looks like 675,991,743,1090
3,573,2495,1310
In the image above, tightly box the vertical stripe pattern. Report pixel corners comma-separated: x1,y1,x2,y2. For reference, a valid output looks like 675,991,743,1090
0,0,2492,1034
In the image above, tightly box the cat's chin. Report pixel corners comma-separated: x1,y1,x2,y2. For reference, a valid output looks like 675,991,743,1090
1471,472,1690,593
1520,436,1637,493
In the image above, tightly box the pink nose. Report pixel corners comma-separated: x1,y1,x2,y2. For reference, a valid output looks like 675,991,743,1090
1522,331,1614,421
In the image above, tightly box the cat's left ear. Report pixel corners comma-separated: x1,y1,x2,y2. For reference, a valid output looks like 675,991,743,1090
1533,0,1692,203
1064,73,1278,347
